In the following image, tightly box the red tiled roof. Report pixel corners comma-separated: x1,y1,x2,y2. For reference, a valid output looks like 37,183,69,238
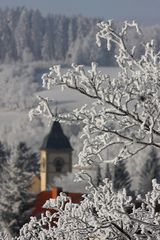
32,187,83,216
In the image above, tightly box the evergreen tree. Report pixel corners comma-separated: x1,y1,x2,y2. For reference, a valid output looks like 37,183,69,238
41,16,55,60
0,153,22,236
30,10,44,60
41,33,50,61
0,141,8,173
96,165,103,186
139,147,160,195
113,160,131,194
53,15,69,61
0,7,160,65
0,142,38,236
67,37,84,64
16,142,38,174
14,142,38,233
14,8,31,59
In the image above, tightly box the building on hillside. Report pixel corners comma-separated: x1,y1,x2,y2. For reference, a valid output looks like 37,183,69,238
32,121,98,215
40,121,73,191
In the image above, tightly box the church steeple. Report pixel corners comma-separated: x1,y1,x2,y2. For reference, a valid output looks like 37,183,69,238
40,121,73,191
41,121,72,150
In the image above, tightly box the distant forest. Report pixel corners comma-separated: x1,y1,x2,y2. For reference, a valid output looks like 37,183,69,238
1,7,160,65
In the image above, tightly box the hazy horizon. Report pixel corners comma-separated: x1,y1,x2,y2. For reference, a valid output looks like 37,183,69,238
0,0,160,26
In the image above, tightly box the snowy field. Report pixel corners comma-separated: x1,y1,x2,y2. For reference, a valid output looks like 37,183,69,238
0,65,119,147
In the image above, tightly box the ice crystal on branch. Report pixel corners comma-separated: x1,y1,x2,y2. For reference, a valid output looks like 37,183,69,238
29,20,160,166
16,179,160,240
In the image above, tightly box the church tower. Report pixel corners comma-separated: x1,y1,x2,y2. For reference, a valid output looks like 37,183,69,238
40,121,72,191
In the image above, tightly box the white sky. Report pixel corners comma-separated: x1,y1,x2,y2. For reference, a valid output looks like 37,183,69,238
0,0,160,25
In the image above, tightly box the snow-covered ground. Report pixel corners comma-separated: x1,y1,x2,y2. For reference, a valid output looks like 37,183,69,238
0,65,119,147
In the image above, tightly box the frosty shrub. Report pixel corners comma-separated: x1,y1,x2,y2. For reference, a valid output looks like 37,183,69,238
16,20,160,239
16,179,160,240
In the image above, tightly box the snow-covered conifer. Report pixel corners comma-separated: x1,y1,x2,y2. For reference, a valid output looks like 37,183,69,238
139,147,160,194
113,160,131,194
0,142,37,237
0,141,8,173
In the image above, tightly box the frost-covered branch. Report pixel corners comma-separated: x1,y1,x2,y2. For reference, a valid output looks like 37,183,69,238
16,179,160,240
30,20,160,164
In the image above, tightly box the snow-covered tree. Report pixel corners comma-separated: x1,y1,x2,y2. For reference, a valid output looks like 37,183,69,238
12,142,38,233
0,63,39,110
2,8,160,64
16,142,38,174
139,147,160,194
0,231,9,240
14,8,31,60
13,20,160,239
113,160,131,194
0,152,22,236
30,10,44,60
30,20,160,166
0,142,8,173
17,179,160,240
0,142,37,237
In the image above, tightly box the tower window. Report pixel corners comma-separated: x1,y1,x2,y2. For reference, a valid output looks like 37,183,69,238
53,157,65,173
